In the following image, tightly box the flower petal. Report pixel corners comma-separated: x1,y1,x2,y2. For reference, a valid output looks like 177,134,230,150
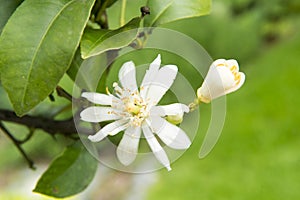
80,106,122,123
217,66,236,89
143,125,171,171
145,65,178,105
151,103,189,117
147,116,191,149
197,63,228,102
117,126,141,166
118,61,138,92
88,119,129,142
213,59,226,67
225,72,245,94
226,59,239,71
140,54,161,98
82,92,114,105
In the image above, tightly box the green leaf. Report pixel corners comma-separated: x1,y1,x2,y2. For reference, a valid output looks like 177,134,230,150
106,0,146,29
0,0,95,116
0,0,23,32
67,48,84,82
33,142,98,198
145,0,211,27
144,0,173,27
67,52,107,92
100,0,118,8
81,17,141,59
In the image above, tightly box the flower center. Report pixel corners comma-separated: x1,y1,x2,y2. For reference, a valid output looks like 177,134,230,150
126,102,141,115
126,94,149,127
113,82,149,127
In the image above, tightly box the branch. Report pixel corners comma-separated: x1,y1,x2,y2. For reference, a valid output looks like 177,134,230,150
0,122,35,169
0,109,77,137
19,128,35,144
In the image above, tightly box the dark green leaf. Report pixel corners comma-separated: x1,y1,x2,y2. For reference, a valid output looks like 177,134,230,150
0,0,95,116
33,142,98,198
0,0,23,32
144,0,211,27
67,48,84,82
106,0,146,29
144,0,172,27
81,17,141,59
67,52,107,92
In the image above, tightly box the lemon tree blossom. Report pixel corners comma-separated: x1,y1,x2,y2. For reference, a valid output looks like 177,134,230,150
197,59,245,103
80,55,191,171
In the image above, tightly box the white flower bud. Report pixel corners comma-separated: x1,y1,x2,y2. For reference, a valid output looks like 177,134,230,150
197,59,245,103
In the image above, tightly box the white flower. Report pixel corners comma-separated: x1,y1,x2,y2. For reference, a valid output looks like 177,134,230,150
80,54,191,171
197,59,245,103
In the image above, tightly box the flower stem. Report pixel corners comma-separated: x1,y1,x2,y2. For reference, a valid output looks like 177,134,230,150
120,0,127,26
188,98,201,112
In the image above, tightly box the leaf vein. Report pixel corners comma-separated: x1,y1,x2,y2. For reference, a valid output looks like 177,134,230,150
21,0,77,107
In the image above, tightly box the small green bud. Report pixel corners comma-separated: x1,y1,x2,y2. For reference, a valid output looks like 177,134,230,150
166,113,183,125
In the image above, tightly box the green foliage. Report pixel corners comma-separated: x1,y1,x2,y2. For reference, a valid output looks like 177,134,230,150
81,17,141,58
68,53,108,92
1,0,299,198
0,0,95,116
106,0,146,29
145,0,211,26
0,0,23,32
0,0,214,198
0,0,212,116
93,0,118,13
101,0,118,8
33,142,98,198
67,48,84,82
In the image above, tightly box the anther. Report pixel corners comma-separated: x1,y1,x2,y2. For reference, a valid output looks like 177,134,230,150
230,65,237,72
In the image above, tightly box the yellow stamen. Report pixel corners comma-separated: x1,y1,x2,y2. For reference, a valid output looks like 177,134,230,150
230,65,237,72
234,73,241,81
217,63,225,67
106,87,111,95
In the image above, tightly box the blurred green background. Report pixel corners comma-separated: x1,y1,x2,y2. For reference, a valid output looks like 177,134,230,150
1,0,300,199
146,0,300,199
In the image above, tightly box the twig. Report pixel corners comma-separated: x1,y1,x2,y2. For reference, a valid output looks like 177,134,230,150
56,86,73,102
48,93,55,102
97,11,108,29
19,128,35,144
0,109,77,137
0,122,35,169
94,2,108,30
